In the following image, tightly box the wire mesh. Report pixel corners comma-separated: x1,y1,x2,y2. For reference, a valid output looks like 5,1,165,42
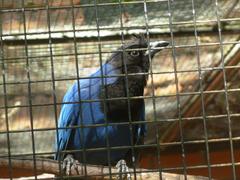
0,0,240,179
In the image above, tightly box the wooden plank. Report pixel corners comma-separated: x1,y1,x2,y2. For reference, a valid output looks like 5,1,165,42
161,45,240,144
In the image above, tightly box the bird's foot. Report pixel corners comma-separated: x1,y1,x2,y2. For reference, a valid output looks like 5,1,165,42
116,159,131,180
62,154,79,175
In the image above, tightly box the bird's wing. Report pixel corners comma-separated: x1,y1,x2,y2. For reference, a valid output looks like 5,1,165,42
55,64,119,160
55,71,116,160
55,81,85,160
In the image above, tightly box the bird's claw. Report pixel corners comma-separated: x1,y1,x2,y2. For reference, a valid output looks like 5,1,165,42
116,159,131,180
62,154,79,175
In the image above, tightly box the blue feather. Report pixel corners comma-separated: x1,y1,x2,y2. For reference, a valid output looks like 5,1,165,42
55,63,146,164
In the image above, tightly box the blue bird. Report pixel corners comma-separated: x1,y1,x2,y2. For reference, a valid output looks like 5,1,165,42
55,35,168,174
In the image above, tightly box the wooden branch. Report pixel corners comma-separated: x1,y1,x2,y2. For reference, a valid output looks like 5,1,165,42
0,158,209,179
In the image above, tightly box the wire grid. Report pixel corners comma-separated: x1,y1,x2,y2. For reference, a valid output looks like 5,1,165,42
0,0,240,179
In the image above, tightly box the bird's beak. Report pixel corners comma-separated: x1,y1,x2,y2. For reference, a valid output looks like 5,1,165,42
145,41,169,57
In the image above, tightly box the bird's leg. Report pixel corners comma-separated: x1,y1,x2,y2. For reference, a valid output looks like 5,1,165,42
115,159,131,180
62,154,79,175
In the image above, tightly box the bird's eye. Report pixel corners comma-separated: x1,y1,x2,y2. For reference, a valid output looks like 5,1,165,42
130,50,139,57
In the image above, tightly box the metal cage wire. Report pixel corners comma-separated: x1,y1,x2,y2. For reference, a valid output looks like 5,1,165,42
0,0,240,179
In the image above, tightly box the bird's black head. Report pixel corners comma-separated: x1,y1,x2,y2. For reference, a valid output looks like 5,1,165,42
107,35,169,83
101,35,168,123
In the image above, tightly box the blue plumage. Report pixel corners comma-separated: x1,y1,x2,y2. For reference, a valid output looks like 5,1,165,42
56,63,145,165
55,35,168,166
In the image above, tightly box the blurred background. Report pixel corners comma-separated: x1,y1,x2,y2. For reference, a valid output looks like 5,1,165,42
0,0,240,179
